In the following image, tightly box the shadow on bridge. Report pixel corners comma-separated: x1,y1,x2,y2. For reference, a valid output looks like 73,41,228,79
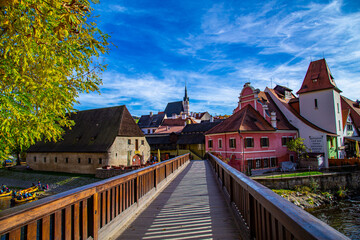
115,160,240,239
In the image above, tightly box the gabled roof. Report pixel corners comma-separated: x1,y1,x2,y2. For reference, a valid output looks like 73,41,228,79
138,113,166,128
164,101,184,116
206,104,275,135
27,106,144,153
341,96,360,134
297,59,341,94
342,109,350,131
266,88,337,135
154,126,184,134
162,118,186,126
182,122,221,133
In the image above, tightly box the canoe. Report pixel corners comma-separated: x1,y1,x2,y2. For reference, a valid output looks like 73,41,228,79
13,193,37,203
0,190,12,197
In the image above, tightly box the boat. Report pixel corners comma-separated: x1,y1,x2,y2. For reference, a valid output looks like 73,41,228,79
13,193,37,204
18,186,39,194
0,190,12,197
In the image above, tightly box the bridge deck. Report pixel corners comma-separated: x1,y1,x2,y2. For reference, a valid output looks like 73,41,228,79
114,160,241,239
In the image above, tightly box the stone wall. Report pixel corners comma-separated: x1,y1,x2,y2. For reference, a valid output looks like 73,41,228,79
254,171,360,191
26,152,107,174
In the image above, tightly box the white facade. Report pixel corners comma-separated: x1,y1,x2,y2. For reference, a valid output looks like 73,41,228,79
265,88,330,167
299,89,344,158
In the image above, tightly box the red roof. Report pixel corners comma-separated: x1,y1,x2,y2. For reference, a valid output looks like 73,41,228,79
297,59,341,94
341,96,360,134
206,104,275,135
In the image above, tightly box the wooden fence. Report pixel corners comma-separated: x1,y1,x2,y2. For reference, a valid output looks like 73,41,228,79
208,153,348,240
0,154,190,240
329,158,360,166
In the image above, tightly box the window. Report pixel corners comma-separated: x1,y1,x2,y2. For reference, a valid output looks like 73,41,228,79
347,124,353,131
255,159,261,169
34,157,36,162
128,139,131,145
135,139,139,150
141,140,144,145
99,158,102,164
247,159,253,170
245,138,254,148
263,158,269,168
44,157,46,163
282,136,293,146
54,157,57,163
78,158,81,164
260,137,269,147
88,158,92,164
290,155,294,162
338,120,341,132
337,103,340,114
270,157,277,167
65,158,69,163
229,138,236,148
314,99,318,108
218,139,222,149
208,139,213,148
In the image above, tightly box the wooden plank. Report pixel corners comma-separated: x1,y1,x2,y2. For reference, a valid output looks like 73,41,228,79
120,184,123,213
112,187,115,220
101,192,106,226
73,203,80,240
82,200,88,240
42,215,50,240
54,211,62,240
92,193,99,240
9,228,21,240
271,216,278,240
115,186,119,217
107,190,110,224
27,221,37,240
64,206,71,240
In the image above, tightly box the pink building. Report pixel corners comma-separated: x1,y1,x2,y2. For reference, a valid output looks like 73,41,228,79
205,83,298,173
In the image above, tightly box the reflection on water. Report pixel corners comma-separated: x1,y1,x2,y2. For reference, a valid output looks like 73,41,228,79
308,196,360,240
0,196,38,211
0,196,12,211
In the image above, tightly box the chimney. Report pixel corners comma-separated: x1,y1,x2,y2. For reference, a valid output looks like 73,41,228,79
270,111,277,128
150,112,153,117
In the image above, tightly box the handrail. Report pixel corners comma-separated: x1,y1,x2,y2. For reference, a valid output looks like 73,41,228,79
0,153,190,240
207,153,349,240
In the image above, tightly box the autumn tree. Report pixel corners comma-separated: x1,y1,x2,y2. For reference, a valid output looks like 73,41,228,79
0,0,109,160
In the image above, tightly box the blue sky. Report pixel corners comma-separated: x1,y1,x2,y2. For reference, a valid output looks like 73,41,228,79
76,0,360,116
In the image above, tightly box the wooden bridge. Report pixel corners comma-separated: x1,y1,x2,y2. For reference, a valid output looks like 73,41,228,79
0,154,349,240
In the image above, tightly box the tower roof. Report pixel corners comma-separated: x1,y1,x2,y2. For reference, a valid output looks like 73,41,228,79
184,84,189,102
297,59,341,95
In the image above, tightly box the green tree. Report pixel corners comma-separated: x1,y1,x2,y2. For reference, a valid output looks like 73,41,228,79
0,0,109,160
286,137,309,160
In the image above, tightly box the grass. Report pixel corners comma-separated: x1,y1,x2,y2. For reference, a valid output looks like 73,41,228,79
265,171,323,178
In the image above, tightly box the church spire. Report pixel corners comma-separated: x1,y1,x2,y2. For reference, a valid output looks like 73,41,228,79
183,82,190,116
184,83,189,102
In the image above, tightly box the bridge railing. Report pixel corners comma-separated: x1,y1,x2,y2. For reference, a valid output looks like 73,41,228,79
207,153,348,240
0,153,190,240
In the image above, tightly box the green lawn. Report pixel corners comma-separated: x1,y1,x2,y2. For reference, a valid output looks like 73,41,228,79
265,171,323,178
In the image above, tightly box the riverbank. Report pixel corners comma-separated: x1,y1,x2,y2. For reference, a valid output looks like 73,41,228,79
0,167,102,211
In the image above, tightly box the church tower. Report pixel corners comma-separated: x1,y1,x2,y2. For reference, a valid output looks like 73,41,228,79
183,84,190,116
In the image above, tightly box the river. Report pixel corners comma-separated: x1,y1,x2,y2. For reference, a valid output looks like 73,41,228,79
308,196,360,239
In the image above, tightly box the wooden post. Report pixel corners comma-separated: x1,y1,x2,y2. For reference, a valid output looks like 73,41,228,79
92,193,99,240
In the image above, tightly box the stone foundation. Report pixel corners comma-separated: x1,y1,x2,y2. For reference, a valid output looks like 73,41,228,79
254,171,360,191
